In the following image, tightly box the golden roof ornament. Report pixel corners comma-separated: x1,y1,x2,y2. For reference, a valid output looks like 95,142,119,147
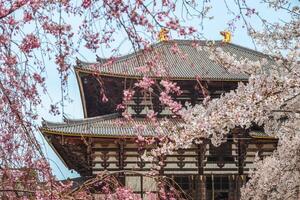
158,28,169,42
220,30,231,43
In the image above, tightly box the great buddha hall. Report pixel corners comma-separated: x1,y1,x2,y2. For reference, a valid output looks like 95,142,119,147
41,40,277,200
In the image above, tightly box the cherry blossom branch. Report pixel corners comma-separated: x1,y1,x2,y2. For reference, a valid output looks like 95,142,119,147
0,189,34,193
0,80,44,158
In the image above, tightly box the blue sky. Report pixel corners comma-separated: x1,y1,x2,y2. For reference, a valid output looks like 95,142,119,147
36,0,296,180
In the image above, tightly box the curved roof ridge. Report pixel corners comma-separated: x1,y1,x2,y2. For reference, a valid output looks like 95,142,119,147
75,39,272,81
76,40,268,67
64,113,120,123
42,113,120,128
225,42,270,58
77,40,223,66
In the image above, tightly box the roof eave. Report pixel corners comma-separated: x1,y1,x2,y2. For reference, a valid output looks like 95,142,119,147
74,66,248,82
41,128,152,138
74,67,88,118
39,128,71,169
41,127,277,141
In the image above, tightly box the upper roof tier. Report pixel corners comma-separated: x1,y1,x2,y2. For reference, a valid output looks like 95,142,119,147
75,40,269,81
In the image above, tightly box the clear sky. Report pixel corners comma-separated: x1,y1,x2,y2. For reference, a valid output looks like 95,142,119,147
36,0,296,180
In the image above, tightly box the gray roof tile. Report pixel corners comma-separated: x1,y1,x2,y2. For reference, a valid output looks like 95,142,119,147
41,114,272,138
41,114,179,137
76,40,270,81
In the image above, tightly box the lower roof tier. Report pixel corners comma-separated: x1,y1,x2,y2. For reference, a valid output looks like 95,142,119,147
41,114,277,176
41,113,273,139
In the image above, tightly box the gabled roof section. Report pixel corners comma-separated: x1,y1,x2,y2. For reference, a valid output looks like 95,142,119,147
75,40,269,81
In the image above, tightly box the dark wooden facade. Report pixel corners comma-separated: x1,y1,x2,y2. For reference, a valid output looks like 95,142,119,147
77,72,241,118
44,129,276,199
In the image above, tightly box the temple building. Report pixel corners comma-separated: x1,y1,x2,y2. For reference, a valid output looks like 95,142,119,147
41,40,277,200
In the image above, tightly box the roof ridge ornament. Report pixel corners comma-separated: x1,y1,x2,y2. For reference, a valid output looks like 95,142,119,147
158,28,169,42
41,118,47,127
220,31,231,43
76,57,83,67
96,55,107,64
63,114,69,123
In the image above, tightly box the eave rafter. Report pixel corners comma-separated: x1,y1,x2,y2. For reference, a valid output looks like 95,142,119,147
45,134,92,176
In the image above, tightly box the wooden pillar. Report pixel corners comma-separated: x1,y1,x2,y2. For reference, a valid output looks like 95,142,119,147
237,131,248,173
117,140,125,185
196,143,206,200
237,131,248,199
152,87,163,116
199,176,206,200
86,138,93,168
228,175,236,200
140,175,143,199
100,150,109,170
195,175,200,199
237,140,244,175
236,175,243,200
194,175,206,200
137,147,145,199
190,85,198,106
156,140,166,176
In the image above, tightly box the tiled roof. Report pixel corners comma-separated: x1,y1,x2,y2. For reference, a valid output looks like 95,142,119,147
75,40,270,81
41,113,273,139
41,113,180,137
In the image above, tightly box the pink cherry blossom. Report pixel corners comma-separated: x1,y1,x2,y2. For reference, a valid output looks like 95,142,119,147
123,89,135,101
147,110,157,122
20,34,40,53
82,0,92,8
134,77,155,90
160,80,181,95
